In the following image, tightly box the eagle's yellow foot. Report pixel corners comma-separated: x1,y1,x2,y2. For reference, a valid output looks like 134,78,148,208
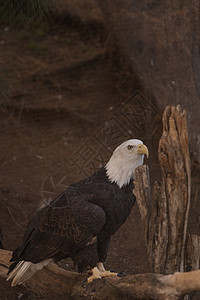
82,263,126,287
97,262,126,278
82,265,117,287
96,262,117,277
82,267,101,286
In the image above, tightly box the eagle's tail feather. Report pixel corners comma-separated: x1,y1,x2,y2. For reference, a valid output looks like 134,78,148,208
7,259,52,286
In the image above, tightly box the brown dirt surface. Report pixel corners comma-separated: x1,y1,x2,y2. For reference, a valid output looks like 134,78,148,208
0,2,200,300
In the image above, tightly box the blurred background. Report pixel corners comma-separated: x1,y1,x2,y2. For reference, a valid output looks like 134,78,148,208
0,0,200,282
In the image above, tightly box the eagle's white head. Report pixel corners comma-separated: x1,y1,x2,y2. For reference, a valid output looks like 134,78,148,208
105,139,149,188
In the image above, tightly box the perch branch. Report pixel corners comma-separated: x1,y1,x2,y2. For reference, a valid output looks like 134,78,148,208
1,249,200,300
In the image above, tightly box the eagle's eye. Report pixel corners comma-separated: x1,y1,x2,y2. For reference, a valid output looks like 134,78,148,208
127,145,134,150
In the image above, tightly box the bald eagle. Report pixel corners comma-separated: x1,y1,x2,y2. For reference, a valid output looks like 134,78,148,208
7,139,148,286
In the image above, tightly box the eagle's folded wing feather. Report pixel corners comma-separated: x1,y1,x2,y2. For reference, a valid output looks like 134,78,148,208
11,199,106,264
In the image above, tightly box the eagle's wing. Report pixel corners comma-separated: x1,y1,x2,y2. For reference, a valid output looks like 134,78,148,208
12,198,106,264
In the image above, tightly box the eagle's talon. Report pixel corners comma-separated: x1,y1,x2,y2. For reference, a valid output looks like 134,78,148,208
82,278,88,288
110,270,126,276
117,272,127,277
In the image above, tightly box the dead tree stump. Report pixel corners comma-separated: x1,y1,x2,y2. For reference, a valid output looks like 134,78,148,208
134,105,198,277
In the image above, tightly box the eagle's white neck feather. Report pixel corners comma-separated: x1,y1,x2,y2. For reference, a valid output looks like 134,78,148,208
105,154,144,188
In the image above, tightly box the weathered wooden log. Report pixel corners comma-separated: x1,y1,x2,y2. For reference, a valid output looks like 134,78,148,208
1,249,200,300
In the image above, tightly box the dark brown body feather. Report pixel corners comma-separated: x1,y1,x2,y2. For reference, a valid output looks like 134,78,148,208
9,167,135,273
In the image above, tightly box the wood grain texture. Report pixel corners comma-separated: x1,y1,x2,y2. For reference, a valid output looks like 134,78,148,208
158,106,191,274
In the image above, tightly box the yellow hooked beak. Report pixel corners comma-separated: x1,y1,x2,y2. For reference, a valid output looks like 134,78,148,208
136,144,149,158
